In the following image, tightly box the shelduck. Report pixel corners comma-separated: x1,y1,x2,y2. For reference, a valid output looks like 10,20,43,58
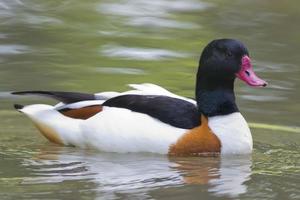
12,39,267,156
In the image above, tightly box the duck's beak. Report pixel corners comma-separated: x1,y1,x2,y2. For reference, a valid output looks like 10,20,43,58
236,55,268,87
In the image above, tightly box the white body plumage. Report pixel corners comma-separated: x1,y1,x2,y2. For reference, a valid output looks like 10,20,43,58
19,83,253,155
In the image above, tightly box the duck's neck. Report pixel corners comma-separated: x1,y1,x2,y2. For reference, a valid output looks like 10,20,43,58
195,74,239,117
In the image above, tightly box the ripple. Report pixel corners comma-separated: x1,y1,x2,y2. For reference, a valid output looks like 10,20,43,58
1,14,63,26
98,30,170,40
0,0,23,10
266,81,294,90
22,158,93,184
208,156,252,198
95,67,146,75
101,45,188,60
98,0,211,17
253,60,299,73
240,94,287,102
23,14,63,25
97,0,211,29
20,149,252,198
253,146,300,177
0,44,29,55
0,33,7,39
127,17,199,29
0,91,13,98
0,0,63,26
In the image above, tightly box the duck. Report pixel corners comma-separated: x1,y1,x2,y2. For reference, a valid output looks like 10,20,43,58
12,39,267,156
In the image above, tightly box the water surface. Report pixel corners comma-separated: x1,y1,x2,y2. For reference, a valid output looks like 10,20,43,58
0,0,299,199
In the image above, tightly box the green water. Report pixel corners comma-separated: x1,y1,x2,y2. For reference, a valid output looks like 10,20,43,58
0,0,299,199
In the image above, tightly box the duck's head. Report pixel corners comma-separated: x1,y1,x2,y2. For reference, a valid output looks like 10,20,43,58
196,39,267,116
197,39,267,88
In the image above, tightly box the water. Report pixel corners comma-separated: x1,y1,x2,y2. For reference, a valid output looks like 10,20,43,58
0,0,299,199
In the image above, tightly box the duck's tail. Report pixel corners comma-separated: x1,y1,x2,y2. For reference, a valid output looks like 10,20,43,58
14,104,84,147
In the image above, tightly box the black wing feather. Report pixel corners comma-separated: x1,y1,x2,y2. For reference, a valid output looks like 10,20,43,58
103,95,200,129
12,91,96,104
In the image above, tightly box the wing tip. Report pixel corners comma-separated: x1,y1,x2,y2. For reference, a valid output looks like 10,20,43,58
11,91,96,104
12,91,47,95
11,91,21,95
11,91,41,96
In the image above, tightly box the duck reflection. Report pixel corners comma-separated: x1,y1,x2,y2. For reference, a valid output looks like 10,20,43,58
170,155,252,197
22,145,252,198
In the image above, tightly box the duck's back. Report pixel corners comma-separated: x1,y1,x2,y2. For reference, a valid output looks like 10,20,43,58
103,94,200,129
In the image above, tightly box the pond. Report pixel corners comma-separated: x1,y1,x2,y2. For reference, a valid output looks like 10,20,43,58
0,0,299,199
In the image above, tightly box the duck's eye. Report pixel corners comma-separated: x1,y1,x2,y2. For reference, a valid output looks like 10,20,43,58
226,51,233,57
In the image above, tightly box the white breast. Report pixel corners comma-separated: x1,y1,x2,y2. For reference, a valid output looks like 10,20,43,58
208,112,253,155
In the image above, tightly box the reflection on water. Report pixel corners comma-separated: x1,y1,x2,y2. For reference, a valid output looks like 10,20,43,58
98,0,211,19
101,45,188,60
95,67,146,75
21,146,251,199
208,157,251,197
99,0,203,29
0,44,29,55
